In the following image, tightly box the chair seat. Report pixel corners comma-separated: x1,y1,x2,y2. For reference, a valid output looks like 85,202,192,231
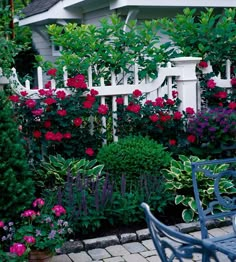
203,232,236,260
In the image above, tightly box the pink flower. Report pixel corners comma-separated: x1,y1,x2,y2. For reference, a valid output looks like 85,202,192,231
0,221,4,227
132,89,142,98
85,147,94,156
57,109,67,116
9,95,19,103
32,109,43,116
187,134,196,143
20,91,28,96
169,139,176,146
47,68,57,77
44,120,52,128
149,114,159,122
25,99,37,108
207,79,216,89
21,210,36,218
52,205,66,217
56,90,66,99
231,78,236,86
173,111,182,120
116,97,124,105
33,130,41,138
185,107,195,115
98,104,109,115
24,236,36,244
33,198,45,208
64,133,72,139
44,97,56,105
10,243,26,256
73,117,83,127
198,61,208,68
90,89,99,96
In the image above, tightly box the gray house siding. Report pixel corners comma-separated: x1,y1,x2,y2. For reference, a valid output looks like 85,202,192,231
82,7,113,25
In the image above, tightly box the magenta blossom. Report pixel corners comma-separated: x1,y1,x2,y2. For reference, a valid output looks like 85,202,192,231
10,243,26,256
24,235,36,244
33,198,45,208
52,205,66,217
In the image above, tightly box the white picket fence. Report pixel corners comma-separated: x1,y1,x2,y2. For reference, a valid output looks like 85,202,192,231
5,56,234,143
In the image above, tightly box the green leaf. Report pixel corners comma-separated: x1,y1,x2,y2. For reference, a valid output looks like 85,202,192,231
175,195,185,205
182,209,194,223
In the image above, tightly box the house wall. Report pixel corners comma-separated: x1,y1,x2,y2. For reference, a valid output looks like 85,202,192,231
82,7,113,26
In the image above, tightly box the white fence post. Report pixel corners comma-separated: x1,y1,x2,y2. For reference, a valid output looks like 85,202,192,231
0,68,9,91
170,57,201,112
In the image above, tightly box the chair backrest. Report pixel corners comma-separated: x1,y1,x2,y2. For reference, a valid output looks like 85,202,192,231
191,158,236,239
141,202,219,262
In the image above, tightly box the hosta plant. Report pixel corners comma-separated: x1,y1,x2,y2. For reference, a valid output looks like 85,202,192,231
36,154,104,189
161,155,235,222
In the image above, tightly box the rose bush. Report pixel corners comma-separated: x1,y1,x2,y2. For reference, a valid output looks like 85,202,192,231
9,70,106,166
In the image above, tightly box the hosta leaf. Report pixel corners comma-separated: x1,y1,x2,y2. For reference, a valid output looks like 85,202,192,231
182,209,194,223
171,160,182,169
188,199,197,212
206,187,214,194
175,195,185,205
170,166,182,176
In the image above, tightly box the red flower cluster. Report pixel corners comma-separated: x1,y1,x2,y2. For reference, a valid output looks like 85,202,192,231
126,102,141,113
98,104,109,115
133,89,142,98
67,74,87,89
45,131,71,141
47,68,57,77
198,61,208,68
207,79,216,89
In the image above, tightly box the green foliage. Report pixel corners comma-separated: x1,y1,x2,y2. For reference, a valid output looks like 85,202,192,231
161,8,236,68
36,154,104,189
97,136,172,180
45,14,174,83
0,92,35,220
162,155,235,222
43,172,171,235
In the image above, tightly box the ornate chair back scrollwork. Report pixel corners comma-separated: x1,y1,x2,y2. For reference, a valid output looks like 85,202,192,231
141,203,219,262
191,157,236,261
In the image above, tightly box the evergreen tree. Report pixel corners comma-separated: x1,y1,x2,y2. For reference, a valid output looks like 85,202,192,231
0,92,35,220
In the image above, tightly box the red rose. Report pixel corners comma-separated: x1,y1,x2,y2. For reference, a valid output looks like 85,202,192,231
33,130,41,138
132,89,142,98
153,97,164,107
149,114,159,122
56,90,66,99
187,134,196,143
230,78,236,86
116,97,124,105
172,90,178,98
44,120,52,128
98,104,109,115
126,103,141,114
20,91,28,96
38,89,46,96
57,109,67,116
90,89,99,96
25,99,36,108
228,102,236,110
45,131,54,140
160,114,171,122
85,147,94,156
173,111,182,120
9,95,19,103
207,79,216,89
47,68,57,77
64,133,72,139
86,94,96,103
169,139,176,146
44,97,56,105
83,100,93,109
198,61,208,68
73,117,83,127
185,107,195,115
166,98,175,106
214,91,227,99
45,81,51,89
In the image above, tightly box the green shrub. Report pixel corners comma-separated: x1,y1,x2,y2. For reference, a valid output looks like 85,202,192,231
97,136,172,179
161,155,235,222
0,92,35,220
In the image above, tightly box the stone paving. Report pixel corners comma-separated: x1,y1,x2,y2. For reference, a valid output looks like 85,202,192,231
51,222,233,262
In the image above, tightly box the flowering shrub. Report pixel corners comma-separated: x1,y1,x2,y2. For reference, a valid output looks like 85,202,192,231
9,71,104,165
186,107,236,157
0,198,72,260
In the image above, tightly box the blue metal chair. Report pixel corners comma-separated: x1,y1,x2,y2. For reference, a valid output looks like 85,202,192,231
141,202,219,262
191,157,236,261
